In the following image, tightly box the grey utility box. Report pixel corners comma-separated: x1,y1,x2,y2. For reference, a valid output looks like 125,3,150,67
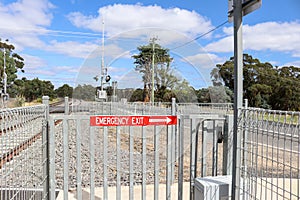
194,175,232,200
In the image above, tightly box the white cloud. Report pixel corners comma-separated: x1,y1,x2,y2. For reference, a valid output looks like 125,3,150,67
0,0,54,50
243,21,300,57
22,54,47,69
205,36,233,53
22,54,79,78
67,4,214,39
205,21,300,58
46,40,99,58
183,53,222,69
284,60,300,68
54,66,79,73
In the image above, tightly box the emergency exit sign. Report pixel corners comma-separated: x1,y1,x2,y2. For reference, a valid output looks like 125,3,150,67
90,115,177,126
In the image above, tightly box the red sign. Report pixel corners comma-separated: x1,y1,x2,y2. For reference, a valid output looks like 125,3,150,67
90,116,177,126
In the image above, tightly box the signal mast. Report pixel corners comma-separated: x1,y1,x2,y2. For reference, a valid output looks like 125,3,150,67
96,19,110,101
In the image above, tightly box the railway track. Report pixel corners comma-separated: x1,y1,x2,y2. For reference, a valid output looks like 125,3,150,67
0,103,64,169
0,119,62,169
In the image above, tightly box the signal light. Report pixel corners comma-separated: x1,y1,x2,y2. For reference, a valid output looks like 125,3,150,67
105,75,111,82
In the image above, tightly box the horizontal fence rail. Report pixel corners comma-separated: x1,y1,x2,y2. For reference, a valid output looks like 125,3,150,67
177,103,233,115
0,104,48,200
49,115,178,200
238,108,300,200
71,101,173,115
70,99,233,116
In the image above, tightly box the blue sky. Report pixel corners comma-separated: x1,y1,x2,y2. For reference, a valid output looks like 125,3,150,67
1,0,300,89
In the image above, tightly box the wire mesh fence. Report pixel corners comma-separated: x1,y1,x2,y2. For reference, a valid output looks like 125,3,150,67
0,105,48,200
239,108,300,200
69,100,233,116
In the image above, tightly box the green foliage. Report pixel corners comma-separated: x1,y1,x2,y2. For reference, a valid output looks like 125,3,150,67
196,88,211,103
0,39,25,95
132,39,179,102
55,84,73,98
129,88,144,102
209,85,233,103
15,78,56,102
173,80,198,103
212,53,300,111
73,84,96,101
14,95,25,107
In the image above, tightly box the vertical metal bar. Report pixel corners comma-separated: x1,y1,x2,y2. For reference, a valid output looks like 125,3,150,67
129,126,134,200
282,113,287,199
189,118,196,200
0,113,2,200
242,100,248,200
42,96,50,200
116,126,121,200
64,97,69,115
154,126,160,200
178,116,184,200
297,113,300,200
142,126,147,200
63,119,69,200
166,125,172,200
254,110,259,198
270,111,276,200
201,121,207,177
103,127,108,200
232,0,243,199
42,117,49,200
49,116,56,200
212,120,217,176
194,121,200,193
171,98,176,184
76,120,82,200
90,126,95,200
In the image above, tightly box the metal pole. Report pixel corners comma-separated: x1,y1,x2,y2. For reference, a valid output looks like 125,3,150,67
151,38,156,103
171,98,176,183
232,0,243,199
3,48,7,95
101,19,105,92
150,37,158,103
42,96,50,200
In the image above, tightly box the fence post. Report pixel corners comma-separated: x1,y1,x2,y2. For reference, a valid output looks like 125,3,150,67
171,98,176,183
201,120,213,177
64,97,69,115
178,115,184,200
42,96,50,200
242,99,248,195
223,114,234,175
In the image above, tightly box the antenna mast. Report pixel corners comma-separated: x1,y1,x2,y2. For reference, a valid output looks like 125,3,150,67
101,18,105,91
96,18,109,101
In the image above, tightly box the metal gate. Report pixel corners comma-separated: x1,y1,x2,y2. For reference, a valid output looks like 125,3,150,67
48,114,178,200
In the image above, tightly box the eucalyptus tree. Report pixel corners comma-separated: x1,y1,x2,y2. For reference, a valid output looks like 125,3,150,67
211,54,300,110
132,39,178,102
0,39,25,96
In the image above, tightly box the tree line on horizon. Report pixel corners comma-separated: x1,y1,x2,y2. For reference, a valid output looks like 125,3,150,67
1,39,300,111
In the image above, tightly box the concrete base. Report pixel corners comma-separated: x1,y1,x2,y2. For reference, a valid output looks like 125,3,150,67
56,182,190,200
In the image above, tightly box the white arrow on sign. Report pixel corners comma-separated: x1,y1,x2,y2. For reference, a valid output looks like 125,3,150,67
149,117,172,124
